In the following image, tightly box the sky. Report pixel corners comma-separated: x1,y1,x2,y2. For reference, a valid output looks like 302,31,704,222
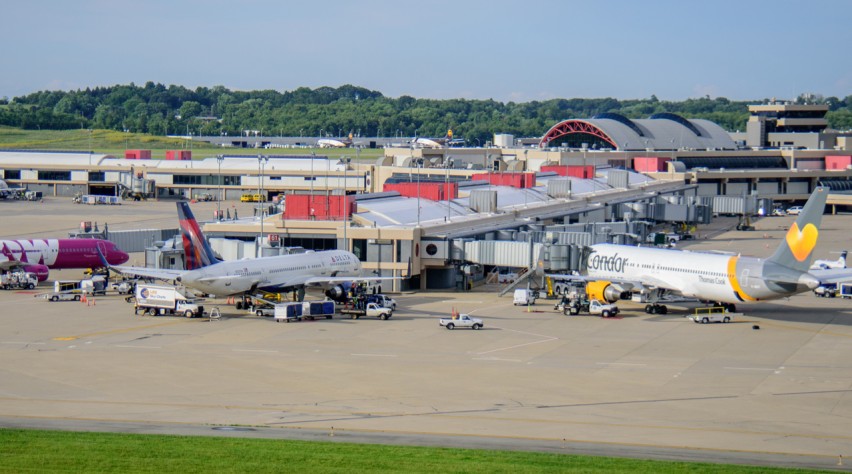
2,0,850,103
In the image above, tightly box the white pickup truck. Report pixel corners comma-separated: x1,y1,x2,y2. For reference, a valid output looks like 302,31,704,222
688,311,737,324
439,314,483,330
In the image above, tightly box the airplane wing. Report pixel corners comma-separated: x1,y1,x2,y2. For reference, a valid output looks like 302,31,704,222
548,272,682,295
107,265,186,282
302,276,401,287
808,268,852,285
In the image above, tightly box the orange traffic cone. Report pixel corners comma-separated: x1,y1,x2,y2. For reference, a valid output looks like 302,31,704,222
81,294,87,304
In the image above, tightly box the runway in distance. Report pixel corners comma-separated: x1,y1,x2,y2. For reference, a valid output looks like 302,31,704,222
106,202,395,301
1,238,129,281
552,187,851,314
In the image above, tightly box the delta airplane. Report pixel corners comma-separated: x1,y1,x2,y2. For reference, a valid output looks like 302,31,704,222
810,250,846,270
107,202,394,301
552,187,849,314
0,238,129,281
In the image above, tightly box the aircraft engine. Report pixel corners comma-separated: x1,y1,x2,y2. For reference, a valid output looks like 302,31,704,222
324,284,349,302
586,280,630,303
22,264,49,282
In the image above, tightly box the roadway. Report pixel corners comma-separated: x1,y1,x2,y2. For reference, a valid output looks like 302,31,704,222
0,198,851,470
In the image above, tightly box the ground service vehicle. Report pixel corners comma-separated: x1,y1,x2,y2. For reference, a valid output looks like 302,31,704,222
109,280,137,295
366,294,397,310
0,271,38,290
439,314,483,330
840,283,852,299
688,308,737,324
786,206,803,215
338,302,393,320
240,194,263,202
47,292,81,302
513,288,537,305
588,299,619,317
134,284,204,317
274,301,336,322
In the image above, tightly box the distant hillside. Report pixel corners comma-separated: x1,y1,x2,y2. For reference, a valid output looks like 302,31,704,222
2,84,850,143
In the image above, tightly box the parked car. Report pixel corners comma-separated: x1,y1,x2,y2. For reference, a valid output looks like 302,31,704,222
786,206,803,216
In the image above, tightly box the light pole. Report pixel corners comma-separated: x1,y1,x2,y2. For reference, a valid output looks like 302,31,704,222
256,155,269,258
342,157,350,250
416,156,422,227
445,156,452,222
310,150,315,195
216,154,224,221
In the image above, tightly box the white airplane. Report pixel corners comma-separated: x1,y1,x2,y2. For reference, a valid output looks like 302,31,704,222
0,178,26,199
411,129,464,148
551,187,850,314
317,133,354,148
810,251,846,270
104,202,395,301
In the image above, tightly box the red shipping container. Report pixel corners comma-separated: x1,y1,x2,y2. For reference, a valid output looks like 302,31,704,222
825,155,852,170
125,149,151,159
284,194,353,220
384,182,458,200
633,157,670,173
472,172,534,188
540,165,594,179
165,150,192,160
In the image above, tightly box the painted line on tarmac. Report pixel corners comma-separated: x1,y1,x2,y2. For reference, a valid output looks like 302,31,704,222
724,366,777,371
597,362,647,367
472,357,522,362
474,328,558,355
52,320,189,341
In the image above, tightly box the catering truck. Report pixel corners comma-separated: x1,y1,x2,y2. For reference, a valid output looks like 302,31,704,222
134,284,204,317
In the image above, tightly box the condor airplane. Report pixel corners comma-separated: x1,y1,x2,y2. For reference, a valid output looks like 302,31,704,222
552,187,845,314
1,238,129,281
106,202,394,301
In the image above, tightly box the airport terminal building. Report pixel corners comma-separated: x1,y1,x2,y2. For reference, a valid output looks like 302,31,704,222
2,107,851,291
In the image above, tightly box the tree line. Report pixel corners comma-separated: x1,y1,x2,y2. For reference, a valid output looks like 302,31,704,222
1,83,850,144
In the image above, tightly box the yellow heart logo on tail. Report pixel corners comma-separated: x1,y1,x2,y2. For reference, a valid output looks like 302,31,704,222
785,222,818,261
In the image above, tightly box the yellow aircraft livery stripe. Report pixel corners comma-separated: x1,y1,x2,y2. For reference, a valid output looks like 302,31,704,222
727,256,756,301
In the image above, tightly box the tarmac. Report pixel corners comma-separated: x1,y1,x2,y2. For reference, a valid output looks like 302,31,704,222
1,198,851,470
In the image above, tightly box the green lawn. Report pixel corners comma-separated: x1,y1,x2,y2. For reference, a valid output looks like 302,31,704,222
0,127,384,162
0,429,827,473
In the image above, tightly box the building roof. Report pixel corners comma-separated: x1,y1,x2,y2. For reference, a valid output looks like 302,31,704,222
540,112,737,151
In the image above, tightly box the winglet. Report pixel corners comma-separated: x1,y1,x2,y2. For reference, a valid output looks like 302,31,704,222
177,202,218,270
768,186,828,271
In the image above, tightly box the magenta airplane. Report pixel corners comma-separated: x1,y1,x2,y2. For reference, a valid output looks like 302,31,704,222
0,238,129,281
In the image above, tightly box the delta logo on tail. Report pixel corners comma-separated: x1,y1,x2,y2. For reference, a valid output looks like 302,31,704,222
177,202,218,270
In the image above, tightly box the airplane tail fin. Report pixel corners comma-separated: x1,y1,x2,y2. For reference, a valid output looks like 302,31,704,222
768,186,828,272
177,202,218,270
841,250,848,267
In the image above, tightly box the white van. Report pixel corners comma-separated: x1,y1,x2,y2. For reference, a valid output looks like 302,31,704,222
513,289,536,306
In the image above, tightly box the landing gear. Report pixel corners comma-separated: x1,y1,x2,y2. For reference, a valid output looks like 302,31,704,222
644,304,668,315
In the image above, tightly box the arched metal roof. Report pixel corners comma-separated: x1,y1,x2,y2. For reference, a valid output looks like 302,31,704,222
540,113,737,151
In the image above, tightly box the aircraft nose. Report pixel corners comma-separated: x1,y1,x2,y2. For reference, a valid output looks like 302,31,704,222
799,273,821,290
114,249,130,264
